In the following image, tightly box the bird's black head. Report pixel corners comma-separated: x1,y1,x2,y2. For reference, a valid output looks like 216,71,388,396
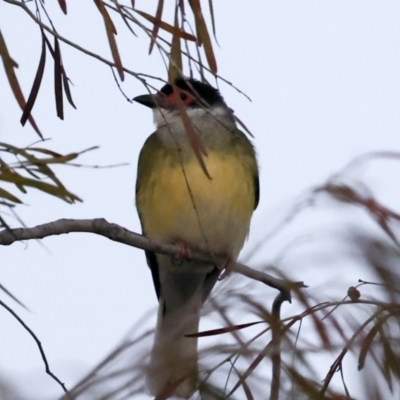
133,78,225,110
160,78,224,108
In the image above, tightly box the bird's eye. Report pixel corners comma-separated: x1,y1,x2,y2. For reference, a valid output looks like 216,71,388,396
180,92,188,101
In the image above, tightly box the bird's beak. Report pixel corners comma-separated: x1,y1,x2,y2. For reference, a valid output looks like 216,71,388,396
133,93,172,109
132,94,157,108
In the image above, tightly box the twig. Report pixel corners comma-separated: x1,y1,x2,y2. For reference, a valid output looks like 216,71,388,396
0,283,29,310
270,290,291,400
0,299,71,398
3,0,145,82
0,218,305,292
319,308,382,397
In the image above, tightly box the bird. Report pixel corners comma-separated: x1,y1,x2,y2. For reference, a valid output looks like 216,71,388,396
133,77,259,398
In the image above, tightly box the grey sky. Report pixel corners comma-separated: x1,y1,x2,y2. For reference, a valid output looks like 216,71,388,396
1,1,400,398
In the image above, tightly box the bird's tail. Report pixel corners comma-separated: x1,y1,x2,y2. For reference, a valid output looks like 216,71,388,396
146,291,201,398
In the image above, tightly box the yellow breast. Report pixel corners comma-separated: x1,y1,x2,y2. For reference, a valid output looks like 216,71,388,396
137,150,255,259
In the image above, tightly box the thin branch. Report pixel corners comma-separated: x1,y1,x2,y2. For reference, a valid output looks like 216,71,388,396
319,308,383,397
0,218,305,293
270,291,290,400
0,283,29,310
3,0,145,82
0,299,71,398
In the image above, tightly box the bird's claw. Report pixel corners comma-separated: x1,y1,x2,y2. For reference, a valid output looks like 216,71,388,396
172,240,192,265
218,257,234,280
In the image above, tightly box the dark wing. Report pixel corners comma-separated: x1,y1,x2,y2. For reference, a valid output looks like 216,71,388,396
145,249,161,299
253,172,260,210
135,133,162,300
233,128,260,210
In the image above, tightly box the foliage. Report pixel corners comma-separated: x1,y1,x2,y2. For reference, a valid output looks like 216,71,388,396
1,1,400,400
49,158,400,399
0,0,221,226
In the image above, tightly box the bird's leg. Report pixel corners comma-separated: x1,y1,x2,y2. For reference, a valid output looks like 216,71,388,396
218,256,234,280
172,239,192,265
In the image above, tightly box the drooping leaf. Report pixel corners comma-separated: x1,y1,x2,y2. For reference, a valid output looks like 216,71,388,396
296,289,331,347
207,0,217,42
174,86,210,179
21,31,47,127
61,73,76,109
43,34,76,109
168,5,183,82
135,10,196,41
57,0,67,14
188,0,217,73
148,0,164,54
0,169,81,204
28,147,63,157
358,313,391,370
0,30,42,138
186,321,264,338
94,0,124,80
54,37,64,119
234,115,254,138
0,187,22,204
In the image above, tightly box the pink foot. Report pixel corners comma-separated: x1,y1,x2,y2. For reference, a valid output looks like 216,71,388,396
218,257,234,280
172,240,192,265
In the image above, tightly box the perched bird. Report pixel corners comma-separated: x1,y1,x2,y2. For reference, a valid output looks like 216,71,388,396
134,78,259,398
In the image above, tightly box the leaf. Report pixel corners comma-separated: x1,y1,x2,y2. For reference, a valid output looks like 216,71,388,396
135,10,196,41
21,31,47,127
186,321,264,337
94,0,124,80
62,73,76,109
43,34,76,109
21,153,78,167
296,289,331,347
54,37,64,119
0,142,61,187
57,0,67,14
0,30,42,138
234,115,254,138
174,86,211,179
0,169,81,204
0,215,12,229
94,0,117,34
188,0,217,73
148,0,164,55
28,147,63,157
358,313,391,370
207,0,217,41
168,5,183,82
0,187,22,204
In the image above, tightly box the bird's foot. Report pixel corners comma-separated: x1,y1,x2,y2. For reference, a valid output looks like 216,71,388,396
218,256,234,280
172,240,192,265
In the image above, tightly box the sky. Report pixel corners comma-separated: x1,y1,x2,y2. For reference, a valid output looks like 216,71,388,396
1,0,400,399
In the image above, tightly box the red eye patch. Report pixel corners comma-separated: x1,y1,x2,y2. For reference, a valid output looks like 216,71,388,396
163,89,196,106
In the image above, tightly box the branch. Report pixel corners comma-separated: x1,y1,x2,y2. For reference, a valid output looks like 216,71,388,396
269,291,290,400
0,218,305,294
0,299,71,398
3,0,144,81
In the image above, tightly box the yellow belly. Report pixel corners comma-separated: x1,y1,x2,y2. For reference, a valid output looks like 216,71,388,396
137,151,254,258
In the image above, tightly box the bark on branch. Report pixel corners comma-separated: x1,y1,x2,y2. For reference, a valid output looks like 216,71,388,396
0,218,305,294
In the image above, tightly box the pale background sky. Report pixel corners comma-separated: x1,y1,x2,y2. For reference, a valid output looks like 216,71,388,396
1,1,400,399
